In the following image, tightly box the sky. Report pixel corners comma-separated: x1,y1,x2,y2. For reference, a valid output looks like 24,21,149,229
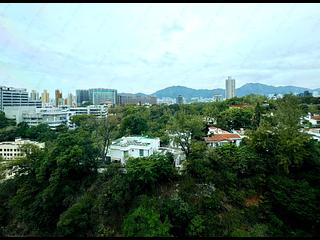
1,3,320,96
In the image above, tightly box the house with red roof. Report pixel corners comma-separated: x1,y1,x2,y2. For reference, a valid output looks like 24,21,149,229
205,127,242,147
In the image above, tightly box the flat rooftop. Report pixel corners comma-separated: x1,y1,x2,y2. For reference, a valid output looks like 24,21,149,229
112,136,158,147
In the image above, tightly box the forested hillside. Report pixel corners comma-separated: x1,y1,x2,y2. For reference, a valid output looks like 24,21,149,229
0,94,319,237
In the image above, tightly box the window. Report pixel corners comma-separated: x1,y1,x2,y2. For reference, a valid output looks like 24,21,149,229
124,151,129,158
139,149,144,156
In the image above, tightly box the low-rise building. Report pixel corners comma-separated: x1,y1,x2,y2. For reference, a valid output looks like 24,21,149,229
21,105,108,129
205,127,242,147
0,138,45,160
107,136,160,164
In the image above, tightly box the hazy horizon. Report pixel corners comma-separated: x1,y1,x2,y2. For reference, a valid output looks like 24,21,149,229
1,3,320,96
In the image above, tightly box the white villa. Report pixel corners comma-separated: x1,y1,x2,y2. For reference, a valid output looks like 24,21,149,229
107,136,160,165
106,136,186,168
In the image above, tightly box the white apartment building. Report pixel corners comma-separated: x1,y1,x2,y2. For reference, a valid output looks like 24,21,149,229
0,138,45,160
107,136,160,165
21,105,108,129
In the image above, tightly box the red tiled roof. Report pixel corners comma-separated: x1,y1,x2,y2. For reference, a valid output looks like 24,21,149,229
205,133,241,142
311,115,320,120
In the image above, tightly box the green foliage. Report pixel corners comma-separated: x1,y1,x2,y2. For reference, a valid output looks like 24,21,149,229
123,204,171,237
57,194,94,236
126,153,176,192
0,96,319,237
120,114,148,135
187,215,206,236
216,107,254,131
0,111,16,129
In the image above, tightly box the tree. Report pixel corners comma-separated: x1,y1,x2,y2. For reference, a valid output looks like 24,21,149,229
123,204,171,237
216,107,254,131
70,114,96,128
125,154,176,193
57,194,94,236
167,111,205,157
120,114,148,136
0,111,15,129
91,116,119,164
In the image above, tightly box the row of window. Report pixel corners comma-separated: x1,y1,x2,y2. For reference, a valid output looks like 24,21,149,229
0,148,20,152
0,153,23,157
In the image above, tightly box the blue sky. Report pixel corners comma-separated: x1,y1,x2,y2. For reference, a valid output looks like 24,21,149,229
1,3,320,96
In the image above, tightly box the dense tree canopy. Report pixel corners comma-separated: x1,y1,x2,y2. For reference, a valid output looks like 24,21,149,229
0,94,319,237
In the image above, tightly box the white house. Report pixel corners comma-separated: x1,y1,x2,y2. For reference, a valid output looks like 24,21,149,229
107,136,160,165
205,127,242,147
0,138,45,160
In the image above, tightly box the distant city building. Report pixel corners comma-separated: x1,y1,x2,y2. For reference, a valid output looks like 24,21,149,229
0,86,41,111
41,90,49,106
298,90,312,97
89,88,117,106
0,138,45,160
176,95,184,104
225,76,235,99
55,89,62,107
213,94,223,102
117,94,157,106
157,97,176,105
76,89,90,106
30,90,39,100
67,93,73,106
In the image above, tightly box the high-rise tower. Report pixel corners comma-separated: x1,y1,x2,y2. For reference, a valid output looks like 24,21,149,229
225,76,235,99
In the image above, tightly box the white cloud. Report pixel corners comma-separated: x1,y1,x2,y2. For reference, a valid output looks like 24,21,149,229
0,3,320,95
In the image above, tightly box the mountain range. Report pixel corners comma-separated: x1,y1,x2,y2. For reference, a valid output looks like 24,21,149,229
137,83,320,100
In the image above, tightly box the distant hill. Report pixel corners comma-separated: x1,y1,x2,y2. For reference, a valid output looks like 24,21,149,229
236,83,310,97
152,86,224,99
150,83,317,99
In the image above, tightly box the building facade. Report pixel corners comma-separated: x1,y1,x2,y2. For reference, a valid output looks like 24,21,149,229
41,90,49,106
0,86,41,111
89,88,117,106
225,76,235,99
21,105,108,129
0,138,45,160
117,94,157,106
30,90,39,100
107,136,160,165
55,89,62,107
76,89,90,106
